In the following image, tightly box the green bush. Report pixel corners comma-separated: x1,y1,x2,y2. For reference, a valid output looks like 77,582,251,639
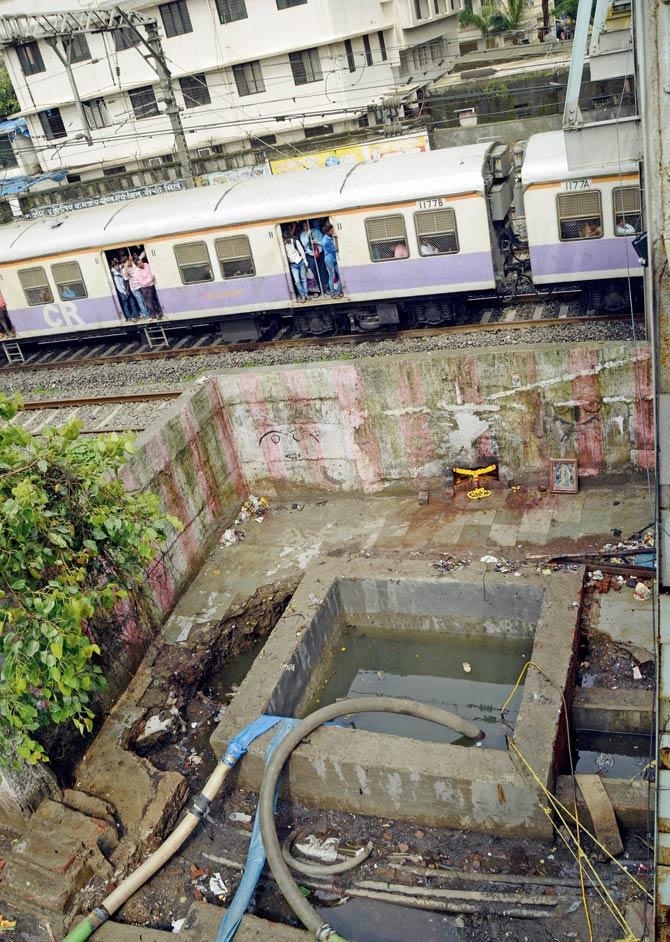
0,395,179,765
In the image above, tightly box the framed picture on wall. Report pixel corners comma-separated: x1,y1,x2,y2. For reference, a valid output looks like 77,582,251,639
549,459,578,494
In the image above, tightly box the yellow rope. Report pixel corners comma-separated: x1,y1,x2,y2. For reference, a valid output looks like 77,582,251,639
501,661,653,901
509,737,637,939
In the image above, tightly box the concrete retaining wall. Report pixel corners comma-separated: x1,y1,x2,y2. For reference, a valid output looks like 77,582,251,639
216,342,653,496
434,114,563,147
0,382,247,831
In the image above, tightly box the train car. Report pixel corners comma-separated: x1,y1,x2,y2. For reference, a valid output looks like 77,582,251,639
0,139,515,355
522,130,644,311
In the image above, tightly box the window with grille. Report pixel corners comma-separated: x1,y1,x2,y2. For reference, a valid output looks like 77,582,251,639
365,215,409,262
233,61,265,96
378,31,387,61
556,191,603,241
129,85,159,120
304,124,333,138
160,0,192,36
38,108,66,141
277,0,307,8
216,0,248,22
174,242,214,284
17,42,45,76
215,235,255,278
83,98,110,130
344,39,356,72
113,26,140,51
64,34,90,64
363,35,373,66
289,48,322,85
613,186,642,236
19,267,53,306
415,208,459,256
0,136,17,170
52,261,87,300
180,74,211,108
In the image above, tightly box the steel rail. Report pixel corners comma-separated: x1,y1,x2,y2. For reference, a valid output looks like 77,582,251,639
19,391,183,410
2,311,645,375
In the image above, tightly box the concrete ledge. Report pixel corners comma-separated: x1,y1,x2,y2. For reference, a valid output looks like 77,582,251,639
96,901,309,941
572,687,654,735
556,776,653,831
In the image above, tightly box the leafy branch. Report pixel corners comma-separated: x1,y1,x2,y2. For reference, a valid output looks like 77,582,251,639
0,394,180,765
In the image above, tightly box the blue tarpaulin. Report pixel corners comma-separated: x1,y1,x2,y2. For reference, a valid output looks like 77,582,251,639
0,117,29,139
0,170,67,197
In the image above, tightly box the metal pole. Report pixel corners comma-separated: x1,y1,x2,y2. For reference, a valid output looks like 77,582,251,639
563,0,595,128
114,8,194,188
45,37,92,146
143,18,194,189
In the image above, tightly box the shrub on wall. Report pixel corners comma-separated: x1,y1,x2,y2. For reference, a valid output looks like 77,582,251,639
0,395,179,765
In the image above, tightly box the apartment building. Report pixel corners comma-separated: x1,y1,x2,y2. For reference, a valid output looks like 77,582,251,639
0,0,461,180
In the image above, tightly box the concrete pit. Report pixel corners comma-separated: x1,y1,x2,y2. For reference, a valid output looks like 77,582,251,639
213,561,582,838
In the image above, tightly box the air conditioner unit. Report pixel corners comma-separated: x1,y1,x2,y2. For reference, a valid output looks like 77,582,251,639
145,157,163,169
197,147,214,158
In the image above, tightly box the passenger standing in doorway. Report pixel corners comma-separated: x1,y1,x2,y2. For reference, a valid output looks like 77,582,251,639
322,223,342,297
123,255,150,318
111,257,135,320
283,230,308,302
133,256,163,319
300,221,322,295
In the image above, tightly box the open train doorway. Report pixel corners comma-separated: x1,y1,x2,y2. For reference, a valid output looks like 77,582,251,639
104,244,159,321
279,217,343,301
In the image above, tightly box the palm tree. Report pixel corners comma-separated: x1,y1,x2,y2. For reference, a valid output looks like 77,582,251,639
460,0,527,37
459,2,501,38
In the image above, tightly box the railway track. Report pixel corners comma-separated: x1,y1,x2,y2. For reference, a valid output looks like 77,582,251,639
0,305,645,375
13,391,183,436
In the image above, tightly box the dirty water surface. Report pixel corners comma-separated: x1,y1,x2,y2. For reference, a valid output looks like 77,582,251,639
303,626,532,748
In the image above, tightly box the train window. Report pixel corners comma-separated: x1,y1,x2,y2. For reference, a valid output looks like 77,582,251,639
556,191,603,241
365,214,409,262
18,267,53,306
613,186,642,236
215,235,255,278
174,241,214,284
51,261,87,300
414,208,459,256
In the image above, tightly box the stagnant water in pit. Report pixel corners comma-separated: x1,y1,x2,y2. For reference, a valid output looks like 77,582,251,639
302,625,533,748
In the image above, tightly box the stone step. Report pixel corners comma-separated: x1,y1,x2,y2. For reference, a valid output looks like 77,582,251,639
0,799,116,917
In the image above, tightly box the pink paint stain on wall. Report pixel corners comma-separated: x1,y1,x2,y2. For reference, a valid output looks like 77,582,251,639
632,351,655,469
179,404,223,524
207,381,248,498
335,365,384,490
570,348,605,476
453,355,496,461
148,554,177,615
145,433,202,563
281,369,329,488
239,373,291,486
395,363,434,471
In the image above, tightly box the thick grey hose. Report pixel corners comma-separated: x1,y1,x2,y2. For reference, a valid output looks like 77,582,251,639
258,697,484,942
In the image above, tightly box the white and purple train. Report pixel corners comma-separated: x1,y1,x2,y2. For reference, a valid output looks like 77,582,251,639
0,130,644,358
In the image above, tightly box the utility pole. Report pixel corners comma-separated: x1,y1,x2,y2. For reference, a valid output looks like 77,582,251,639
115,7,194,188
45,37,92,146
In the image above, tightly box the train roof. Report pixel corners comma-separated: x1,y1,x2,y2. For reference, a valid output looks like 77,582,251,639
522,130,640,186
0,143,495,263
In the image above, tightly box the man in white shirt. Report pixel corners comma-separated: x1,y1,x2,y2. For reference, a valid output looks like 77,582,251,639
284,230,308,302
